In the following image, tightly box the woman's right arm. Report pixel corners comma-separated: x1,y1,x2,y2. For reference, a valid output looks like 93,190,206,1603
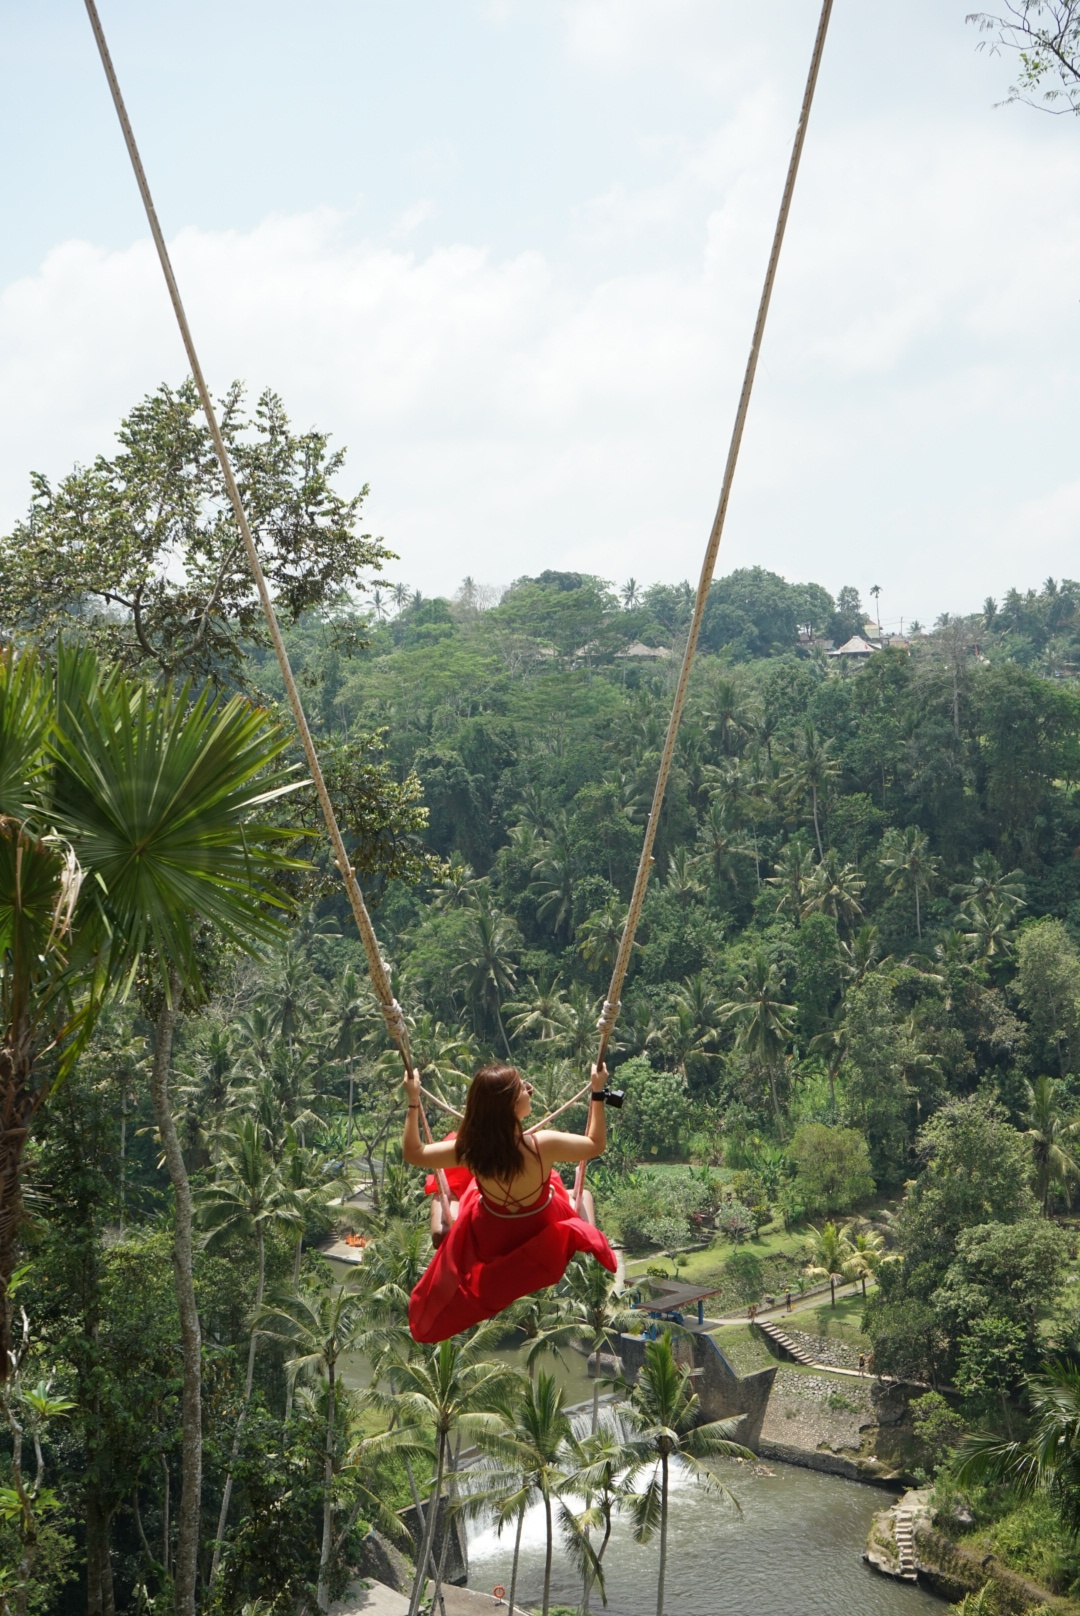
535,1063,608,1165
401,1070,459,1169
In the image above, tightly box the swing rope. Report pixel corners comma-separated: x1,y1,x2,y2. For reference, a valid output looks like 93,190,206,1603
80,0,458,1221
574,0,835,1207
84,0,833,1231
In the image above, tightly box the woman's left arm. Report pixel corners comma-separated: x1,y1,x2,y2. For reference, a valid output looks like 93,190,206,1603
401,1069,459,1168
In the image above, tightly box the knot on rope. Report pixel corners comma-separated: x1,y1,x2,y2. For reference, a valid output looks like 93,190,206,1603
381,997,408,1045
596,998,621,1035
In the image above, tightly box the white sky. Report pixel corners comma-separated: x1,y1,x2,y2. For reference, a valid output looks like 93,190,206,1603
1,1,1078,630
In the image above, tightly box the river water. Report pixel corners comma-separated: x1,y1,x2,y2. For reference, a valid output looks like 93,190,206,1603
466,1456,946,1616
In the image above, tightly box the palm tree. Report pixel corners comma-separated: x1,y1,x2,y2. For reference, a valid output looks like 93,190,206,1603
433,852,481,912
577,898,630,978
954,1357,1080,1533
839,923,882,989
623,1337,750,1616
558,1426,640,1615
391,581,413,614
844,1223,890,1298
473,1372,573,1616
702,676,757,758
621,578,641,610
0,646,300,1616
804,1221,855,1307
766,834,815,922
1023,1076,1080,1214
802,851,865,932
719,951,796,1130
455,904,520,1058
660,975,722,1087
198,1118,303,1585
507,967,568,1045
531,824,578,943
662,847,704,906
374,1332,518,1616
553,984,603,1066
557,1256,639,1432
257,1283,371,1611
695,803,755,893
879,825,939,941
954,852,1027,916
781,722,840,857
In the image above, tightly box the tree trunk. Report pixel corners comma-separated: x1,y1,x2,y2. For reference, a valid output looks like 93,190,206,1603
507,1505,525,1616
542,1492,553,1616
209,1224,266,1587
811,789,823,859
914,882,922,941
409,1432,445,1616
656,1453,669,1616
829,1276,836,1308
317,1359,337,1612
150,984,201,1616
0,1043,36,1381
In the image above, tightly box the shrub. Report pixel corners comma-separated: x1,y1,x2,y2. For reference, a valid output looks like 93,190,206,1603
724,1248,765,1303
616,1056,689,1159
716,1201,757,1243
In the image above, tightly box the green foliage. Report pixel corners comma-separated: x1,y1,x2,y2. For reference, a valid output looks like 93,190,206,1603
910,1390,965,1474
787,1123,875,1215
723,1248,764,1302
0,379,390,685
615,1058,689,1160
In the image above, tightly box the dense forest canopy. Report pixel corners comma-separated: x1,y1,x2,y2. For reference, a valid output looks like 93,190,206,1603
8,384,1080,1614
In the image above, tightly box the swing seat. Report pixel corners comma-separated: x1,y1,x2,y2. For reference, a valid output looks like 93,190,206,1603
409,1173,616,1343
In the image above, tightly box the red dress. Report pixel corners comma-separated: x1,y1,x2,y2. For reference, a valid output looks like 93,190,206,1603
424,1132,473,1201
409,1170,616,1343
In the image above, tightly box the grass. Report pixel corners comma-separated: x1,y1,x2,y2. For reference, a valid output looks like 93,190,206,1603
792,1293,871,1350
710,1323,777,1376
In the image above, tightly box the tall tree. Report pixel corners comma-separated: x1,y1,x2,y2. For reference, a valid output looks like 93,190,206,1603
623,1338,749,1616
720,952,796,1130
0,380,390,685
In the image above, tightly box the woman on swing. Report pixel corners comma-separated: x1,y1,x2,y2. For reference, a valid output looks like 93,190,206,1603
404,1061,616,1343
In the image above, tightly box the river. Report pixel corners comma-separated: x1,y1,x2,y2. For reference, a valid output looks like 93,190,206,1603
466,1455,946,1616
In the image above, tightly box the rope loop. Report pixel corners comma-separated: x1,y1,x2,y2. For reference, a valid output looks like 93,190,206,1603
382,997,409,1047
596,999,621,1037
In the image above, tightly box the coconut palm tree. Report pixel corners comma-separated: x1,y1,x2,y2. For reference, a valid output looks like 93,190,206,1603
802,852,865,933
766,833,815,922
530,824,579,944
719,951,796,1131
557,1256,640,1432
804,1221,855,1307
558,1426,641,1615
507,967,568,1046
454,904,520,1058
780,722,840,857
1023,1076,1080,1214
373,1331,519,1616
953,852,1027,917
879,825,939,941
844,1223,890,1299
198,1117,303,1586
577,898,630,978
622,1337,750,1616
553,985,603,1067
473,1371,574,1616
621,578,641,611
694,803,755,893
662,847,704,906
257,1283,371,1611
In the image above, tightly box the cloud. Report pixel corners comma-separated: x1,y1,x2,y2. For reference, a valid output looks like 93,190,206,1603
2,94,1080,624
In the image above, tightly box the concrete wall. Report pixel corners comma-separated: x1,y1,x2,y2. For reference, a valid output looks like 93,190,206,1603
617,1332,777,1450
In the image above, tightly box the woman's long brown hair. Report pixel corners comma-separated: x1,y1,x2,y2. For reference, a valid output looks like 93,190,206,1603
454,1065,528,1182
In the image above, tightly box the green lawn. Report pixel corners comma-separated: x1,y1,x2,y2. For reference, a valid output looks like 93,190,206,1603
791,1293,871,1350
710,1323,777,1376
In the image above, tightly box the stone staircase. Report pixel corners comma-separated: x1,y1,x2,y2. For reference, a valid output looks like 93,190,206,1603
892,1506,919,1582
755,1319,815,1366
